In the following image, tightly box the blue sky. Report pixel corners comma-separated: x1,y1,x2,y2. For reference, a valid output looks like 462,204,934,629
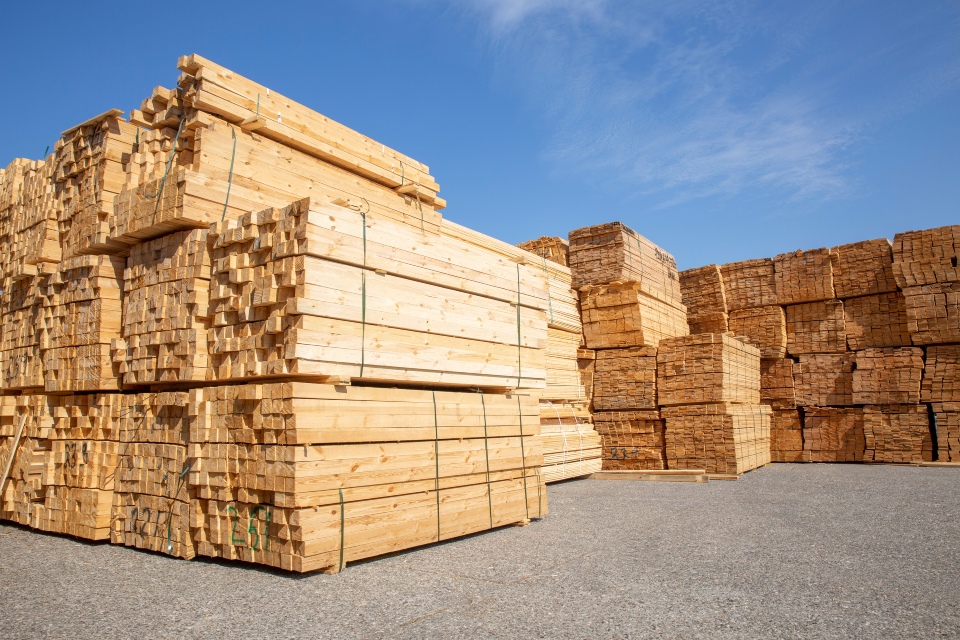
1,1,957,269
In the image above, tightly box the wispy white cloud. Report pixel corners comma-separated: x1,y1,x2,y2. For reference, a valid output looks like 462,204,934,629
423,0,960,206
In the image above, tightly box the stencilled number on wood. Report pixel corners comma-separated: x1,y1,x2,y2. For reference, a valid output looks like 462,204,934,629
610,447,641,460
226,504,272,550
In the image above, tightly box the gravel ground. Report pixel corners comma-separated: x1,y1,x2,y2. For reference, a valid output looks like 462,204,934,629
1,464,958,639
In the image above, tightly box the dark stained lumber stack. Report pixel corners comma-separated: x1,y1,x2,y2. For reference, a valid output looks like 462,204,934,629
720,258,777,311
785,300,847,355
863,404,932,463
773,248,836,306
580,283,688,349
893,225,960,345
593,347,658,411
657,333,770,474
679,264,728,335
922,345,960,461
802,407,865,462
794,353,857,408
760,358,797,410
517,236,569,267
852,347,924,405
771,409,804,463
729,305,787,359
843,293,911,350
593,410,666,470
832,239,898,299
760,358,804,462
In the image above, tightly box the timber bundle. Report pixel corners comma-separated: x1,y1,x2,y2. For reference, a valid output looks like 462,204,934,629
0,55,550,573
1,53,957,573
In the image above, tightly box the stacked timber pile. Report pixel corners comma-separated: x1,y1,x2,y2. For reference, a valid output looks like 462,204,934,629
761,359,803,462
894,226,960,461
657,333,770,475
567,223,686,471
863,405,932,463
517,235,598,482
0,54,553,573
679,264,728,334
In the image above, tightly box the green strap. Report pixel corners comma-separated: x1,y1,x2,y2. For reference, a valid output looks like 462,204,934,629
480,393,493,529
166,460,192,555
359,271,366,377
432,391,441,542
536,467,543,518
219,125,237,222
541,257,554,324
517,395,529,520
516,264,522,388
338,488,346,571
144,117,186,207
360,203,368,265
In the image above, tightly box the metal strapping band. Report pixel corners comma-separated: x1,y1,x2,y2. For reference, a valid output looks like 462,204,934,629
338,488,346,571
480,393,493,529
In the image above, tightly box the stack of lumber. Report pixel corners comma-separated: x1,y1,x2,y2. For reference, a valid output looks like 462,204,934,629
1,276,47,389
577,348,596,404
183,384,545,572
893,225,960,345
729,305,787,359
517,236,569,267
863,404,932,463
785,300,847,355
580,283,688,349
802,407,865,462
773,248,836,305
112,229,211,384
843,293,911,350
922,345,960,461
111,392,196,559
679,264,728,334
593,347,658,411
205,199,547,388
656,334,760,407
760,359,804,462
720,258,777,311
40,256,124,392
538,402,602,482
794,353,857,407
593,410,666,470
0,394,122,540
657,334,770,474
832,239,898,299
0,54,557,572
851,347,924,405
55,111,139,256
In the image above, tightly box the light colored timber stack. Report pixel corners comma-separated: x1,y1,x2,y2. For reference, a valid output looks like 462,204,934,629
538,402,602,482
185,383,545,572
802,407,865,462
0,275,47,390
832,238,898,299
523,250,582,334
720,258,777,311
3,156,62,278
863,404,932,463
517,236,569,267
771,409,804,463
568,222,681,302
593,410,666,470
112,229,211,385
55,111,139,256
656,334,760,407
593,347,658,411
543,328,587,402
577,349,596,405
580,283,688,349
774,248,836,305
728,305,787,359
843,293,911,350
657,334,769,474
893,225,960,345
794,353,857,407
679,264,728,335
931,404,960,462
206,199,547,389
0,395,123,540
851,347,924,405
40,256,124,392
785,300,847,355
